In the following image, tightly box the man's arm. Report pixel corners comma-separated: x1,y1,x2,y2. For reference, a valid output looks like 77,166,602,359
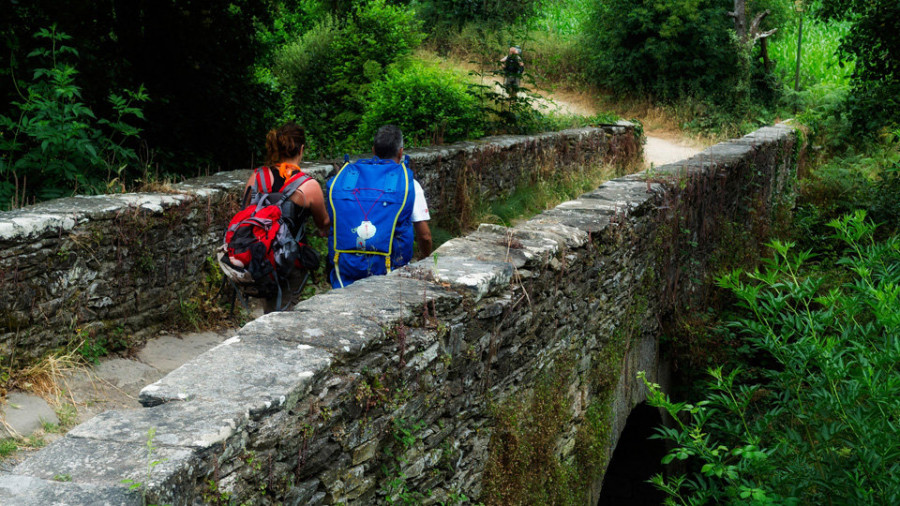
414,221,432,259
410,179,432,259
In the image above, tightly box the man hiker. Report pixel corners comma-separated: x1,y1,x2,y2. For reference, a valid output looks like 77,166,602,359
499,46,525,98
326,125,432,288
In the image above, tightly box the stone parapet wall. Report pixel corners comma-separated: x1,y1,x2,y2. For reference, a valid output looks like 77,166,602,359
0,124,796,505
0,125,635,368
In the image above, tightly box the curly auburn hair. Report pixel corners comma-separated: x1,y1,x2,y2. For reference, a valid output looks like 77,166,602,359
265,122,306,165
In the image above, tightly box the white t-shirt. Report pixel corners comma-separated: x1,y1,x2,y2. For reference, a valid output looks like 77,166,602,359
412,180,430,223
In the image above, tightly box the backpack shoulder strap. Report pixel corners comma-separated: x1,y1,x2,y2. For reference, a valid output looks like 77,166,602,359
252,166,274,194
277,172,312,206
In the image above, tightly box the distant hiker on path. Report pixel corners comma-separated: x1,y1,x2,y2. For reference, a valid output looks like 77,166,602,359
500,46,525,98
326,125,432,288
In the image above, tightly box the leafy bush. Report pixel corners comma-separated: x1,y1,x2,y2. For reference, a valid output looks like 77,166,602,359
358,62,482,146
527,0,593,37
795,131,900,257
0,27,147,209
274,0,424,155
643,213,900,504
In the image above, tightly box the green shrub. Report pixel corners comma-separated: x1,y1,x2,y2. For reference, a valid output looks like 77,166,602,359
643,213,900,504
273,0,424,156
795,132,900,253
358,62,482,146
527,0,593,37
0,27,147,209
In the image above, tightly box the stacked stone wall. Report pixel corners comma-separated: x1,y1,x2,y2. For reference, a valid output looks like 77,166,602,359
0,126,633,367
0,125,796,505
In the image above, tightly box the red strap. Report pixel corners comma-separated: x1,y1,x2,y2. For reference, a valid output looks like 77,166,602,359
254,167,274,193
284,171,307,186
263,167,273,192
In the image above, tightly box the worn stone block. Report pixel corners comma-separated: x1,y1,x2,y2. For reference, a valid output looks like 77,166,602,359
0,475,138,506
138,335,332,409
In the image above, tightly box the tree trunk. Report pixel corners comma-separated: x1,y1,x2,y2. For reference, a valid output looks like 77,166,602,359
795,13,804,92
733,0,747,42
761,37,772,74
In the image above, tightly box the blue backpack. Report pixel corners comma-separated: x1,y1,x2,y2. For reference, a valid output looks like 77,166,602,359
326,156,416,288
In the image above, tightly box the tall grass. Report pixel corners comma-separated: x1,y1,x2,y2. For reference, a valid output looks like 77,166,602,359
770,16,854,107
527,0,592,38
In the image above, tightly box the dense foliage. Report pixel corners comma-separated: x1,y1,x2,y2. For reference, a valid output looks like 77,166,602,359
581,0,752,106
2,0,281,172
416,0,540,31
817,0,900,133
273,0,424,155
645,213,900,504
358,62,482,146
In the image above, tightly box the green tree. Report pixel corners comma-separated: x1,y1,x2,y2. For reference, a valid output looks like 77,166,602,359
582,0,743,101
581,0,780,125
817,0,900,132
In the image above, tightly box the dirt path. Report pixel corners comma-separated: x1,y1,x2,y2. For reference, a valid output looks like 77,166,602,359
643,135,704,168
538,90,705,168
431,53,706,168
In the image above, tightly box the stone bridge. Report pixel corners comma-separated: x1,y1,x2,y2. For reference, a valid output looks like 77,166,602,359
0,123,797,505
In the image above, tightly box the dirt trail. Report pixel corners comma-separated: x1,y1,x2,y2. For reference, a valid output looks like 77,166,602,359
542,89,705,168
445,55,706,168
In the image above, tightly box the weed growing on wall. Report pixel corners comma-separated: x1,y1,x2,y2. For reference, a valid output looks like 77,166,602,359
381,417,428,504
121,428,167,506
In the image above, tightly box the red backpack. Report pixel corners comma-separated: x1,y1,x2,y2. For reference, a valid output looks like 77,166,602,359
217,169,318,310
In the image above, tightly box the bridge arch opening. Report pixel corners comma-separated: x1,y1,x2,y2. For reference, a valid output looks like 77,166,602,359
597,402,668,505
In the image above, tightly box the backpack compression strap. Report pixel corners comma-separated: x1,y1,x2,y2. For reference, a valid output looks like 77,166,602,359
329,160,410,288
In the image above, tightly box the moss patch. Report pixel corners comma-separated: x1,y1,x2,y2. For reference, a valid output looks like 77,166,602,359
481,356,580,505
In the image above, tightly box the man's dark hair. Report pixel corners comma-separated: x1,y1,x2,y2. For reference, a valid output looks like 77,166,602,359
373,125,404,159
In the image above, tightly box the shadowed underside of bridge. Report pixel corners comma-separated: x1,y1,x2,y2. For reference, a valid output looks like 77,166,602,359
0,124,796,505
